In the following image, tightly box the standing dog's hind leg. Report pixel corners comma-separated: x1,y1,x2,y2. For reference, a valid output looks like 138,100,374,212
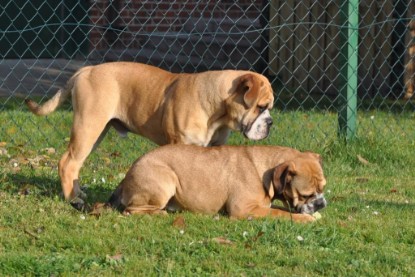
59,118,111,210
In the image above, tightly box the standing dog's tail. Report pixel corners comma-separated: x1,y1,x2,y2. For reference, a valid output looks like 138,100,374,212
25,88,71,116
25,67,83,116
107,185,125,212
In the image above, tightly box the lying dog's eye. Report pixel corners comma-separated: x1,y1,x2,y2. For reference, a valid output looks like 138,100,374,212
299,193,314,200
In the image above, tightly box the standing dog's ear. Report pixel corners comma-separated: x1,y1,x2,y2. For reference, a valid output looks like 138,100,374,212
238,74,259,108
272,161,296,195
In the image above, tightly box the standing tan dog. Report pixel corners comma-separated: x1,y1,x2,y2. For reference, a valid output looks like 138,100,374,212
26,62,274,207
108,145,327,223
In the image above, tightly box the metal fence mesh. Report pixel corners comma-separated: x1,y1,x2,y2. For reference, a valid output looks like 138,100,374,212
1,0,414,147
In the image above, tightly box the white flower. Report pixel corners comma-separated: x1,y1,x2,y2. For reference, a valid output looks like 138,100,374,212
80,215,86,220
297,235,304,242
370,115,375,120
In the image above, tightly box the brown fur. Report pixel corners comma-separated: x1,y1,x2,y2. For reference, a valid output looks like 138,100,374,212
26,62,274,202
109,145,327,223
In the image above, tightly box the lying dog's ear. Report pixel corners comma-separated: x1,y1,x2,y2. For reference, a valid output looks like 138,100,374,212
238,74,258,108
272,161,296,195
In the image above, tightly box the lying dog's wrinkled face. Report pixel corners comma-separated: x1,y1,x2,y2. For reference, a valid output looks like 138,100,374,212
273,153,327,214
226,74,274,140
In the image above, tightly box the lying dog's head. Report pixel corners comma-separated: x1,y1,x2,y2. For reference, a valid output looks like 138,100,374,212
226,73,274,140
272,152,327,214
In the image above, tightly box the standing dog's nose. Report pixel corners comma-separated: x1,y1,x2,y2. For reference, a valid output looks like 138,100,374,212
266,117,273,126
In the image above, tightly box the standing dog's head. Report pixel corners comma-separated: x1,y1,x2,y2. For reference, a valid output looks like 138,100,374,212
225,73,274,140
272,152,327,214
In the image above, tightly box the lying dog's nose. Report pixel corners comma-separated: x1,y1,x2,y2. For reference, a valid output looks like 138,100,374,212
266,117,273,126
313,197,327,211
300,194,327,214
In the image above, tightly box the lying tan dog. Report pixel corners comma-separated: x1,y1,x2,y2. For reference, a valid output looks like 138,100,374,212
108,145,327,223
25,62,274,207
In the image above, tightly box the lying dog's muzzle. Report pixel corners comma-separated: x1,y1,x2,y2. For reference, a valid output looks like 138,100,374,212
299,193,327,214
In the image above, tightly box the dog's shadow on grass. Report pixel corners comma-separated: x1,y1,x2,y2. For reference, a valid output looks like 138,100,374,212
4,172,114,204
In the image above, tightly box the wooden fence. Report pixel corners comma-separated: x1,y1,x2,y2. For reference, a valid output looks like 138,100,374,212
268,0,415,98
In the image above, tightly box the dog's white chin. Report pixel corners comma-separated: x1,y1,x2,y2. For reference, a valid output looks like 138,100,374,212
244,110,272,140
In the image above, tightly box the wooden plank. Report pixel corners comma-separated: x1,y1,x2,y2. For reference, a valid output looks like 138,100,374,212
308,1,326,93
358,0,376,97
293,0,310,92
404,5,415,99
268,0,281,77
324,1,340,94
374,0,393,97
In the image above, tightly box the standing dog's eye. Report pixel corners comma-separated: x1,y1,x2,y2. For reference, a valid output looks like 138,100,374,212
258,106,266,113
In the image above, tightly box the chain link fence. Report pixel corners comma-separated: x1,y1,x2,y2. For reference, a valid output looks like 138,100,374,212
1,0,414,147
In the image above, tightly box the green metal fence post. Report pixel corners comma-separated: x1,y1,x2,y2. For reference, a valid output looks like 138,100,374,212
338,0,359,140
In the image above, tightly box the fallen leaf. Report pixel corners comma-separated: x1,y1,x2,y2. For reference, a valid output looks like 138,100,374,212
390,188,398,193
172,216,186,229
212,237,233,245
110,151,121,157
18,184,35,195
36,226,45,234
338,221,348,227
102,157,111,165
107,253,123,261
251,231,264,242
0,142,7,147
42,147,56,154
89,202,109,218
357,155,370,165
356,177,369,183
24,228,40,239
0,148,7,156
6,127,17,135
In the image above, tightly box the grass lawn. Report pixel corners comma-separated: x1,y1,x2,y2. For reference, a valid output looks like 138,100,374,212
0,108,414,276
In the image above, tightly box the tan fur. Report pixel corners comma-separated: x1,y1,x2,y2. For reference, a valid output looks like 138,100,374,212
110,145,327,223
26,62,274,201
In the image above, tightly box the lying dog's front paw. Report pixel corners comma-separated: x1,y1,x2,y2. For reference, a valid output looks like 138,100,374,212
294,213,316,223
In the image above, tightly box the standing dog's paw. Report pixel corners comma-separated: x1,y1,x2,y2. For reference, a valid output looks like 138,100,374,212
70,195,90,212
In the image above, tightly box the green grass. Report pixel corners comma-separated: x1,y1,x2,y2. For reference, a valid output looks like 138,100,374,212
1,108,415,276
